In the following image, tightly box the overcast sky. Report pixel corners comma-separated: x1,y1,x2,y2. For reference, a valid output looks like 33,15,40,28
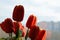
0,0,60,24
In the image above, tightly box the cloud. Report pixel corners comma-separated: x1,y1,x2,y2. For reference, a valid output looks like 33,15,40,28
0,0,60,23
48,0,60,7
48,0,60,14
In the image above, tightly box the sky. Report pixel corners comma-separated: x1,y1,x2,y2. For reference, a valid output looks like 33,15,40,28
0,0,60,24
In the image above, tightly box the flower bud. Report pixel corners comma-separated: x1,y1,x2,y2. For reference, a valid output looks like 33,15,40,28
26,15,37,29
13,5,24,22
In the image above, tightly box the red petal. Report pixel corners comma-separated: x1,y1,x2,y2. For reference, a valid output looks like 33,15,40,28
28,26,40,40
35,30,46,40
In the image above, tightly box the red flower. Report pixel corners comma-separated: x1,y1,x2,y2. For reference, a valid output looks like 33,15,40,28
26,15,37,29
12,22,26,37
13,5,24,22
28,26,40,40
21,26,26,37
0,23,1,27
1,18,13,33
12,22,19,34
18,22,26,37
35,30,46,40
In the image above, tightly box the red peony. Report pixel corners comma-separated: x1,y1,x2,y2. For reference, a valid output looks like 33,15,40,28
1,18,13,33
13,5,24,22
26,15,37,29
35,30,46,40
28,26,40,40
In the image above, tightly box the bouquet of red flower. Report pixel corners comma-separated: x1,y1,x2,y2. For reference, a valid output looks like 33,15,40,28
0,5,46,40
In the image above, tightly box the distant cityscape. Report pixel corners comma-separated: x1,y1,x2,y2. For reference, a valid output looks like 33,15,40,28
37,21,60,31
37,21,60,40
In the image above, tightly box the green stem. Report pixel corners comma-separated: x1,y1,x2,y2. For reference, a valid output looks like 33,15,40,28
9,33,12,40
16,27,19,40
25,29,29,40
